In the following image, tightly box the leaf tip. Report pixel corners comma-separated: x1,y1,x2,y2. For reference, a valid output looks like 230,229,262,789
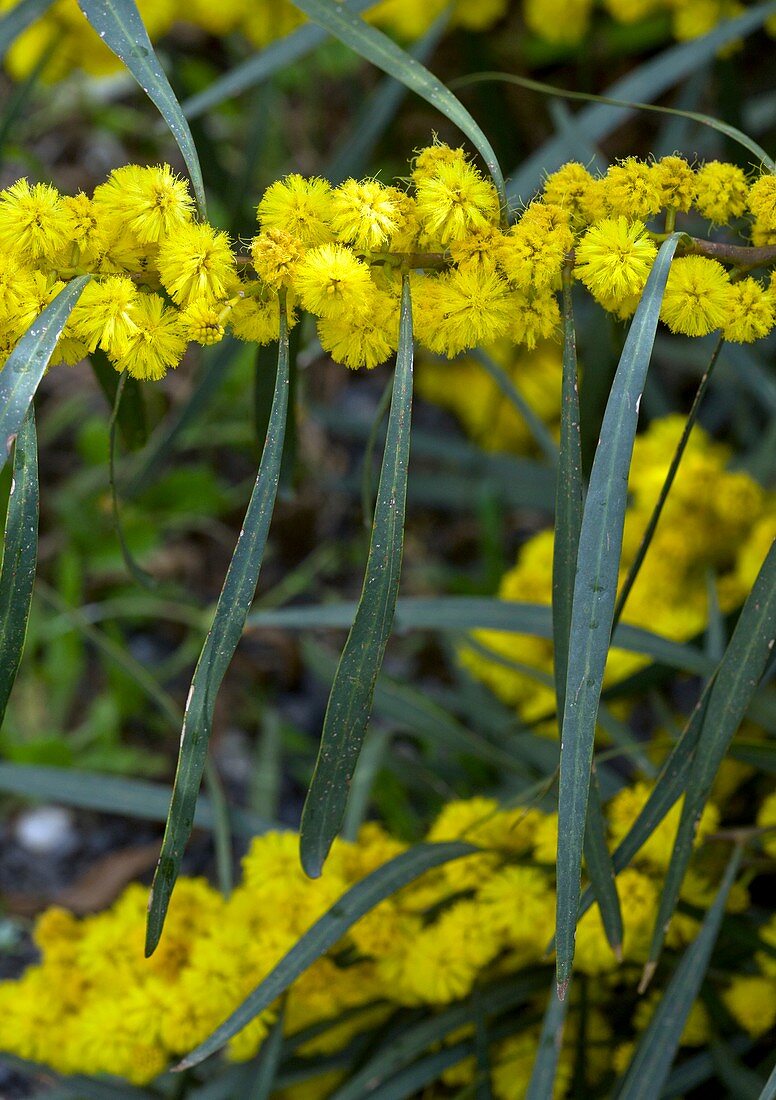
638,960,657,994
614,942,624,963
556,978,569,1002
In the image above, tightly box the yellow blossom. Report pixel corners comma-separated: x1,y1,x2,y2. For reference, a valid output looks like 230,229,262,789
660,255,732,337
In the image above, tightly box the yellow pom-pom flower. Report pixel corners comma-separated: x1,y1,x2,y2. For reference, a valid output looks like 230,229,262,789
92,164,194,245
693,161,748,224
157,222,235,306
294,243,375,321
111,293,186,381
415,148,500,244
330,179,403,250
659,255,732,336
723,278,776,343
250,228,305,288
748,174,776,231
604,158,663,220
68,276,140,355
180,300,227,345
257,174,334,247
653,154,696,212
317,286,399,370
0,177,71,262
574,217,657,303
541,162,607,227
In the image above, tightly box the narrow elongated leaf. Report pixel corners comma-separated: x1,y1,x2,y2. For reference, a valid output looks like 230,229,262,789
759,1062,776,1100
459,72,775,174
77,0,206,216
287,0,506,208
248,598,713,676
182,0,379,119
555,234,682,996
0,408,37,724
471,348,559,468
644,539,776,980
583,768,623,957
0,761,269,836
145,312,290,956
0,0,54,59
300,278,414,879
90,349,147,451
508,0,776,199
0,276,89,475
553,272,622,957
176,841,476,1069
331,976,546,1100
526,984,569,1100
616,845,744,1100
613,335,725,629
245,1004,286,1100
327,13,448,184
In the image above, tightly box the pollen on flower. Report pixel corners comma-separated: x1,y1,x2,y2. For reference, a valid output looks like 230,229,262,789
574,216,657,302
659,256,732,337
294,243,375,320
157,222,236,305
0,178,70,262
257,174,334,247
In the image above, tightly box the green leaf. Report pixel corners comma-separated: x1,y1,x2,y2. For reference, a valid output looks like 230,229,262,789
459,72,775,176
525,984,569,1100
616,845,744,1100
0,276,89,476
176,841,477,1070
613,335,725,630
299,277,414,879
508,0,776,199
90,349,147,451
286,0,506,209
553,272,622,958
248,598,713,677
643,538,776,981
0,408,38,726
302,639,524,774
124,337,239,499
77,0,206,216
470,348,559,468
243,1001,286,1100
326,12,449,184
145,310,290,956
758,1062,776,1100
0,761,268,835
555,234,682,996
109,371,157,590
182,0,379,120
0,0,54,59
330,974,547,1100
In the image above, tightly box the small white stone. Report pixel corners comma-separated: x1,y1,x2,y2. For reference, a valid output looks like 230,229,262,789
14,806,77,855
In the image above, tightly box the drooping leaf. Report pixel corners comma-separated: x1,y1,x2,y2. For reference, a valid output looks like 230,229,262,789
459,70,775,176
299,278,414,879
555,234,683,996
643,538,776,981
176,841,477,1070
616,845,744,1099
287,0,506,208
507,1,776,199
77,0,206,215
0,407,38,725
145,309,290,956
0,276,90,476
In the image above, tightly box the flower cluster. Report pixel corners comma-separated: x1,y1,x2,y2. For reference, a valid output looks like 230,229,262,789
2,780,772,1094
2,151,775,382
463,414,776,721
